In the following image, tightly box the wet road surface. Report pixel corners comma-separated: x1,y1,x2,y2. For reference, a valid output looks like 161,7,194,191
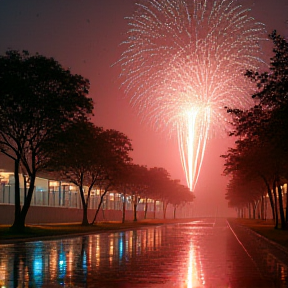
0,218,287,287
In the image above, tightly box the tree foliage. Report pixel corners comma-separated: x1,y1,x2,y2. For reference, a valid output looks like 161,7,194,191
0,50,93,230
48,121,133,225
223,31,288,228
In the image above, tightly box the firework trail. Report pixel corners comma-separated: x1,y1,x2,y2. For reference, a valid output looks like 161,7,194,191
118,0,266,191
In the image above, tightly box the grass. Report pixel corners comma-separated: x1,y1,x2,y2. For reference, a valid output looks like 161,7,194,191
229,218,288,249
0,218,193,244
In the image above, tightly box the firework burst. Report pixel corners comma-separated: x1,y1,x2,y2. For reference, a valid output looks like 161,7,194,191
118,0,266,191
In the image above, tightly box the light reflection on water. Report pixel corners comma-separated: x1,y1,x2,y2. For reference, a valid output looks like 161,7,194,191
187,242,202,287
0,219,287,287
0,224,203,287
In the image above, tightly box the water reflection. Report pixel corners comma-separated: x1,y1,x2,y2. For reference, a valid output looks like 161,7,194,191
0,225,196,287
0,219,287,287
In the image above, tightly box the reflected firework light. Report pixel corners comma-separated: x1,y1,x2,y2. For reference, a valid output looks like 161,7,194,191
118,0,267,191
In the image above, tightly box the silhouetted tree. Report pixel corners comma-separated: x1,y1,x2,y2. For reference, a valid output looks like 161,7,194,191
166,180,194,219
222,138,276,220
49,122,132,225
0,50,93,230
148,167,171,219
90,129,133,224
128,164,149,222
224,31,288,229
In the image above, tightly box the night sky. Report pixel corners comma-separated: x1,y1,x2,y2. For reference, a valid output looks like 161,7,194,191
0,0,287,216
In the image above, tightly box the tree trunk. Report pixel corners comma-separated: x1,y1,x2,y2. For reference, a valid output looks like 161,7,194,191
163,202,167,219
277,184,286,230
133,203,137,221
253,201,257,219
23,174,27,205
144,198,148,219
12,174,36,231
173,206,176,219
91,191,108,225
257,200,261,219
82,203,89,226
153,200,156,219
261,175,275,220
286,188,288,229
267,187,275,220
78,185,89,225
122,194,126,223
261,195,265,220
273,180,279,229
12,159,21,228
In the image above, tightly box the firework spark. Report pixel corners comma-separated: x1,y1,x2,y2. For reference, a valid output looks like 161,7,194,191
118,0,266,191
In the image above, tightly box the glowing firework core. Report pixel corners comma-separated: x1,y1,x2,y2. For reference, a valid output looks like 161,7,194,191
118,0,266,191
178,105,211,191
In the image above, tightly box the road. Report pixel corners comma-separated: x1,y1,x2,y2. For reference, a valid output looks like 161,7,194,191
0,218,287,287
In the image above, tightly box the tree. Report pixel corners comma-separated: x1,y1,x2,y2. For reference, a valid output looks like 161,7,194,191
225,171,267,219
114,164,156,223
48,121,103,225
167,180,194,219
222,137,276,220
128,164,149,222
0,50,93,230
224,31,288,229
113,164,135,223
49,122,133,225
90,129,133,224
148,167,171,219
